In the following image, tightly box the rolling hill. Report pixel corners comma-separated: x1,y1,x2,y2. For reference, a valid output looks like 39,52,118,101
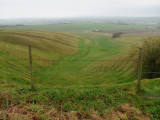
0,28,159,120
0,28,142,89
0,29,80,89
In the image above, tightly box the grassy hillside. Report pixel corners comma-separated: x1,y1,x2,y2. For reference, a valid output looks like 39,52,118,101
0,29,80,89
38,33,141,88
0,29,143,89
0,29,79,57
0,28,159,120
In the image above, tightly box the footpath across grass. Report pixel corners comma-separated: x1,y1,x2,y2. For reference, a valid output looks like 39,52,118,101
0,79,159,120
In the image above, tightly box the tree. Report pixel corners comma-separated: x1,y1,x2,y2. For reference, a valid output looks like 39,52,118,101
141,37,160,79
112,32,124,38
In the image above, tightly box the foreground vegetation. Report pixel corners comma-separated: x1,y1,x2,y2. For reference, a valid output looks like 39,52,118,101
0,79,159,120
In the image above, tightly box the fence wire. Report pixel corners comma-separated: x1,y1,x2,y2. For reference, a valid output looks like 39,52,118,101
0,57,160,88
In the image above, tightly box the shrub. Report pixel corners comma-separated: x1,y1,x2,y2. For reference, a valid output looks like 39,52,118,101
112,32,124,38
142,37,160,79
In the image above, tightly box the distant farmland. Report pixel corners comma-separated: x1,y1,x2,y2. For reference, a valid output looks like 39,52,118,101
0,23,158,32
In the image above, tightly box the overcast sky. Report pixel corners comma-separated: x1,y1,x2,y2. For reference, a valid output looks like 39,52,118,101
0,0,160,19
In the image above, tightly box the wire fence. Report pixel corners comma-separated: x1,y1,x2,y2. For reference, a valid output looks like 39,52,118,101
0,59,159,73
0,47,160,90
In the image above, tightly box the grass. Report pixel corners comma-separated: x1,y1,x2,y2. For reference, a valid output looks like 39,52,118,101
0,24,159,119
0,29,143,89
0,29,79,56
37,34,138,87
0,78,159,120
0,29,80,89
1,23,157,32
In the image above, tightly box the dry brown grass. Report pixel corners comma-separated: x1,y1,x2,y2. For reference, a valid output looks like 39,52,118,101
107,104,150,120
0,104,151,120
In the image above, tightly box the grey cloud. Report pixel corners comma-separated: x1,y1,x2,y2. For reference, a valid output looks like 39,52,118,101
0,0,160,19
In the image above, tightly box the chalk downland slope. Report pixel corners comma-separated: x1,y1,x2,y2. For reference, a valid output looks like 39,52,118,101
81,49,139,85
0,29,80,88
0,29,80,57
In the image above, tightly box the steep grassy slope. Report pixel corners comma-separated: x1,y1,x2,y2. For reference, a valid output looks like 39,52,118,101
0,30,145,88
36,32,143,88
0,28,159,120
0,29,80,89
0,29,144,89
0,29,79,57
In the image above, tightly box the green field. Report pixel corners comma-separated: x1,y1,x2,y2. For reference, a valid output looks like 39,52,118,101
1,23,157,32
0,29,141,89
0,23,159,120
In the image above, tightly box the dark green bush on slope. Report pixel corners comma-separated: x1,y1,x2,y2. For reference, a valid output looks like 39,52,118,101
142,37,160,79
112,32,124,38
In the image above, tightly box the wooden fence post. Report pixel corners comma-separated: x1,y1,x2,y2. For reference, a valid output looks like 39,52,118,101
29,46,34,90
138,48,143,91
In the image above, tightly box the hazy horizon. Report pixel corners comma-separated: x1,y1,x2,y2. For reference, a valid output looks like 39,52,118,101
0,0,160,19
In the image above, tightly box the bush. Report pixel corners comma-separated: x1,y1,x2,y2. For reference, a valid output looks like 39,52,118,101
142,37,160,79
112,32,124,38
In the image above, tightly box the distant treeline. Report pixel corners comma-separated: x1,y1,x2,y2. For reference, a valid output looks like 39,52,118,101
0,24,24,27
